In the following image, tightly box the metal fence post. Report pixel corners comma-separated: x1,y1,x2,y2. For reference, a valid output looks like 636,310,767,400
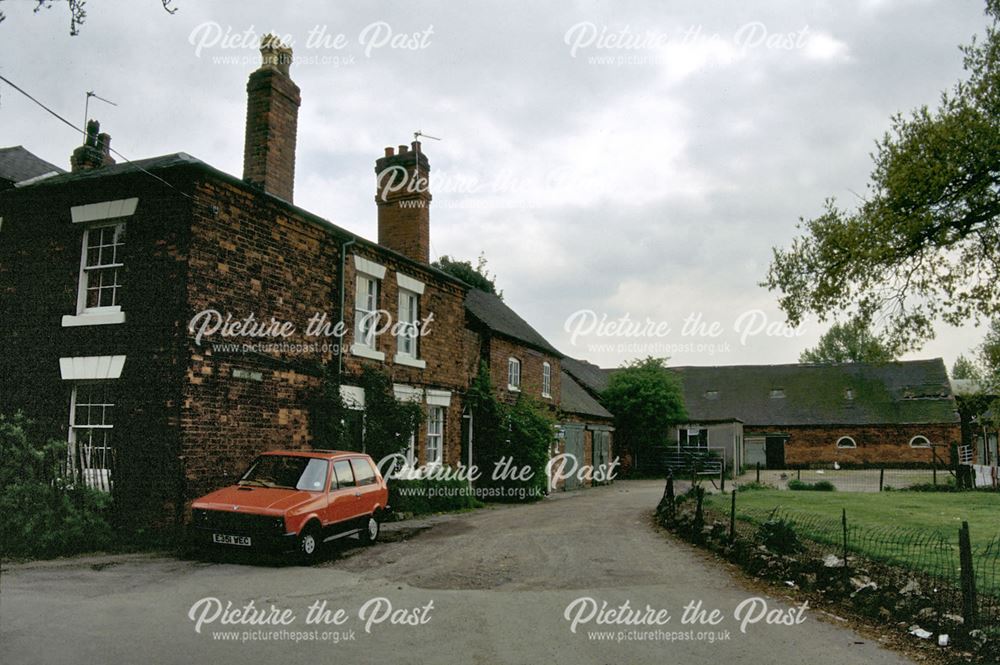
729,489,737,542
959,521,977,629
756,462,760,484
879,467,884,492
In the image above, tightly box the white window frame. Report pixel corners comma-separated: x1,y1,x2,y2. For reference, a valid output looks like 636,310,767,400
68,382,115,492
63,222,128,327
836,436,857,449
426,406,444,466
507,357,521,392
542,362,551,398
909,435,931,448
395,288,421,361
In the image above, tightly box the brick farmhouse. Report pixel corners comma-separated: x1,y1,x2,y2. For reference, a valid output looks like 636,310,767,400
0,39,612,525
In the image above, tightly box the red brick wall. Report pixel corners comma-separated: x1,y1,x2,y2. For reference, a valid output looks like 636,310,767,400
487,336,560,408
0,169,194,524
341,247,478,467
182,174,338,501
773,423,962,466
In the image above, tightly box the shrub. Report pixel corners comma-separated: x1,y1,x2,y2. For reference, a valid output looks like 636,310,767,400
467,363,555,503
905,482,959,493
0,412,115,559
788,479,835,491
737,481,776,492
757,518,802,555
388,476,483,516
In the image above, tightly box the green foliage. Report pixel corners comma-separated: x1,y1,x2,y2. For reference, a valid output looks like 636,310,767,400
432,253,502,298
602,356,687,468
0,412,115,559
467,363,555,502
952,354,981,381
312,366,423,466
388,476,483,516
798,317,894,364
764,2,1000,353
311,364,351,450
356,367,423,465
737,481,776,492
757,518,802,555
787,479,836,491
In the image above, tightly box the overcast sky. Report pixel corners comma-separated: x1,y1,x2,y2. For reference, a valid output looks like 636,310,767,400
0,0,991,370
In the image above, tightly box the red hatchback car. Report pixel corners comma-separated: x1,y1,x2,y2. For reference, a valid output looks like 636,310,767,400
191,450,389,561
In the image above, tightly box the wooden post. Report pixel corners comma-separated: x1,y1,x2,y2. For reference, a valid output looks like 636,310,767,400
797,469,801,481
933,459,937,486
729,489,737,542
879,467,885,492
841,508,849,578
756,462,760,484
959,521,977,628
693,486,705,540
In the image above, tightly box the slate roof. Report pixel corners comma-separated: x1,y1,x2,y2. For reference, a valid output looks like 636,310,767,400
0,146,65,186
9,151,471,289
566,357,959,427
672,359,958,427
559,370,612,419
561,357,611,395
464,288,561,356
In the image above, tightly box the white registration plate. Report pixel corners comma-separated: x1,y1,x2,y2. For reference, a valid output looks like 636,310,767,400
213,534,251,546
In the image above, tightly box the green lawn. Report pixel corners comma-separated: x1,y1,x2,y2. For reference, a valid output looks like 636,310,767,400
703,489,1000,585
706,489,1000,546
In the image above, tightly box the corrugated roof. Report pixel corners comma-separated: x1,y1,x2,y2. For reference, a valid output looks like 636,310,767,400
465,289,561,356
0,146,65,185
559,370,612,419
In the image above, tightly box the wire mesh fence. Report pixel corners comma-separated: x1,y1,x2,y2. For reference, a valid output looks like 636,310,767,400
690,489,1000,631
735,466,954,492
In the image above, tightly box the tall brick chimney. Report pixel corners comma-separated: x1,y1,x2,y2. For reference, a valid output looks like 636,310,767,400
71,120,115,172
242,34,300,202
375,141,432,263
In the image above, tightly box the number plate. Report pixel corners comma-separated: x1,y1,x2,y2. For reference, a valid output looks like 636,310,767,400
212,534,251,546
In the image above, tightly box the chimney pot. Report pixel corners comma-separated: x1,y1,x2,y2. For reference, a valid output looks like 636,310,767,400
70,119,115,172
384,147,395,157
375,142,432,263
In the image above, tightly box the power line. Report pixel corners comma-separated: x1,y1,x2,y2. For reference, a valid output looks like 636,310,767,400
0,73,193,200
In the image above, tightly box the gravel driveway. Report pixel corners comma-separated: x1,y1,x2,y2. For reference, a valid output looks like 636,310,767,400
0,480,915,665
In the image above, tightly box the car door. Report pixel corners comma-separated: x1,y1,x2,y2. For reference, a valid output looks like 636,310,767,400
350,457,381,517
326,459,361,529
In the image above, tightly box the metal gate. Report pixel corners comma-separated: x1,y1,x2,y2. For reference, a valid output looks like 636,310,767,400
564,426,585,490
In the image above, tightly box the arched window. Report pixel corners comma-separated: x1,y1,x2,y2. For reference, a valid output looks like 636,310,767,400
836,436,857,449
909,435,931,448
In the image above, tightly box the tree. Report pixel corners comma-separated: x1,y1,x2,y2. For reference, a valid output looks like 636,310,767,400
601,357,687,471
764,1,1000,354
432,253,502,298
952,354,981,381
0,1,177,36
798,318,895,364
978,319,1000,386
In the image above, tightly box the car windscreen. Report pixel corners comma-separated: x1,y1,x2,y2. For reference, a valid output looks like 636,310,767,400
239,456,329,491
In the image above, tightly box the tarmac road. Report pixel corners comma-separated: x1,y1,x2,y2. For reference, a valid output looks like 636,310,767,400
0,480,915,665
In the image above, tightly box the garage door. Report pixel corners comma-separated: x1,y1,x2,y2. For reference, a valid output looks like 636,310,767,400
564,427,585,491
591,430,611,486
745,437,766,468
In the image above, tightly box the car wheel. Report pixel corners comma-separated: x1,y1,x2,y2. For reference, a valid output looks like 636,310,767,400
297,524,322,562
360,513,380,545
